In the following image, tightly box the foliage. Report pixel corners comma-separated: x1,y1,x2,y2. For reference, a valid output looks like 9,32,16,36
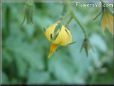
1,0,114,84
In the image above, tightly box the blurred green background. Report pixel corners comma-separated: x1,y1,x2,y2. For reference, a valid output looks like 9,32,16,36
1,0,114,84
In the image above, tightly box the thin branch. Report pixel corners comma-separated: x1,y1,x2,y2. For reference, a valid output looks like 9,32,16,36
66,0,88,38
65,16,73,26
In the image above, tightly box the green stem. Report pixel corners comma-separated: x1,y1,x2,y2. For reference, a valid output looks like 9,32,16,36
3,6,10,41
59,11,70,24
66,0,88,38
71,11,87,37
65,16,73,26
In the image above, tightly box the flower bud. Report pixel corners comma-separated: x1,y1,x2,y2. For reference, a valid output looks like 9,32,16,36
101,9,113,35
45,21,73,58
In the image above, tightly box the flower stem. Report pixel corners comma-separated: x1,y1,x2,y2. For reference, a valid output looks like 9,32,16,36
65,16,73,26
71,10,87,38
66,0,88,38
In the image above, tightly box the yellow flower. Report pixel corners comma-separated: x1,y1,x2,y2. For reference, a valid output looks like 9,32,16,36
101,10,114,34
45,21,72,58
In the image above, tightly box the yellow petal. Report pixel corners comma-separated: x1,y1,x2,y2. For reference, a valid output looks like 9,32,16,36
45,21,60,42
102,12,108,31
102,11,114,35
108,14,113,34
48,44,58,58
53,25,72,46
